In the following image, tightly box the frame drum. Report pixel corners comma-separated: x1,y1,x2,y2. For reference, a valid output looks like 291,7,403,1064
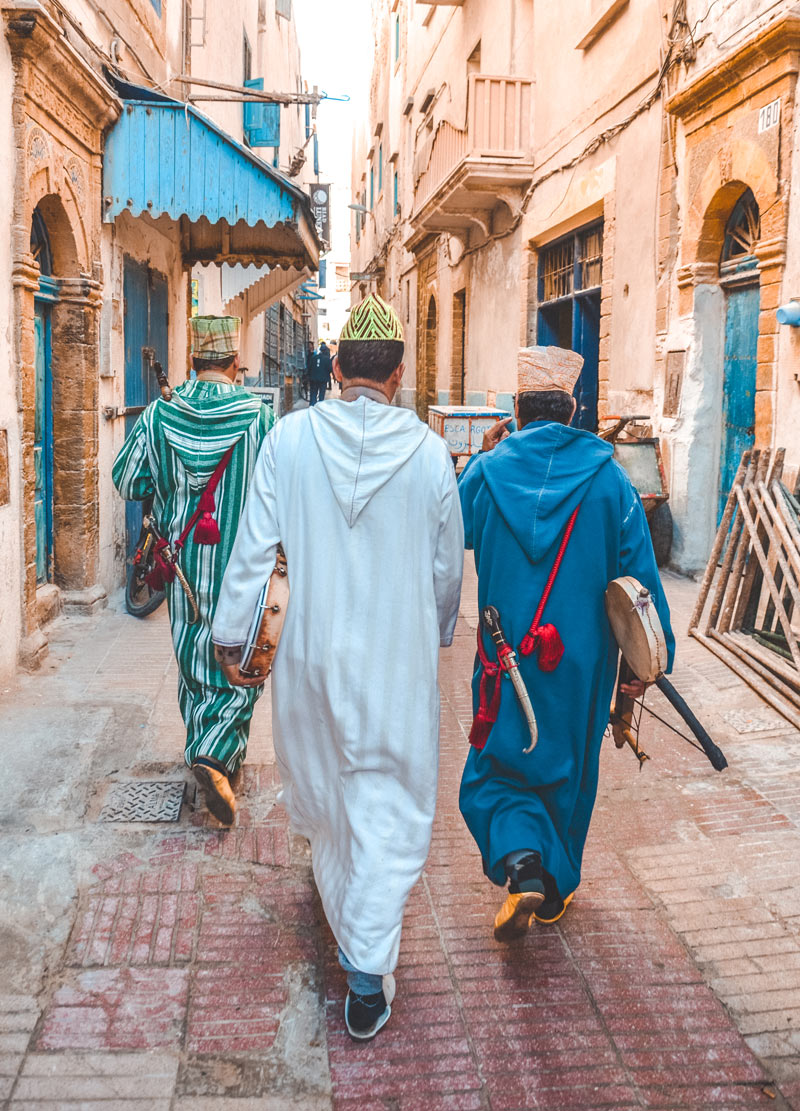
605,576,668,683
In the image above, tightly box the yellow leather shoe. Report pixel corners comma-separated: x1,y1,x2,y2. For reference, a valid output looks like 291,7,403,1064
493,890,545,942
192,763,237,826
533,891,575,925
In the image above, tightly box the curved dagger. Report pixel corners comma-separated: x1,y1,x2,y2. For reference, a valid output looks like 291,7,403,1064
482,605,539,754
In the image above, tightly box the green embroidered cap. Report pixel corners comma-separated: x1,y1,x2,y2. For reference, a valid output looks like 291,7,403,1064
340,294,404,342
191,315,241,360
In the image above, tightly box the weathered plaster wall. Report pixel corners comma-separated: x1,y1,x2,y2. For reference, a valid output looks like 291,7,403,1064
0,31,21,682
607,110,662,404
667,282,726,573
532,0,661,168
190,0,308,175
465,235,521,397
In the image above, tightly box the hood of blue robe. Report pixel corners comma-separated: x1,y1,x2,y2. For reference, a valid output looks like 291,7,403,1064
308,396,429,526
480,421,614,564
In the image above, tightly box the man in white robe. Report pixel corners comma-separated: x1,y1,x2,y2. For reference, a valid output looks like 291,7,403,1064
211,294,463,1040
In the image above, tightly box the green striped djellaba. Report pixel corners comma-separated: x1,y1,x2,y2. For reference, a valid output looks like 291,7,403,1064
113,379,274,772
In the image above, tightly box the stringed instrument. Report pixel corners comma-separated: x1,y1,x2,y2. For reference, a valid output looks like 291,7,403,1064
606,576,727,771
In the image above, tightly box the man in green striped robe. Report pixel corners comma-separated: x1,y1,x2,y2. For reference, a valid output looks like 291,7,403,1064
113,316,273,825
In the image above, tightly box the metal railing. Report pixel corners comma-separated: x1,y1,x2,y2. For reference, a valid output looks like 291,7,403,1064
414,75,533,212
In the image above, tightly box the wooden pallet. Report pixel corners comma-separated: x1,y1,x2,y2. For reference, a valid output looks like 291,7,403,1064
688,448,800,730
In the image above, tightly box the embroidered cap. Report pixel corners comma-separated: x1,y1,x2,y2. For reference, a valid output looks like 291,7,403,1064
191,315,241,361
340,293,404,342
518,345,583,394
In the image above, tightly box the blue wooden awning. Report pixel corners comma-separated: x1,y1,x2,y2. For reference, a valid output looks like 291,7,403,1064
103,100,320,270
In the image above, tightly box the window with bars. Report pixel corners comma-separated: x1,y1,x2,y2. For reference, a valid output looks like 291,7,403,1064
580,226,603,290
536,220,604,432
539,224,603,303
540,239,574,303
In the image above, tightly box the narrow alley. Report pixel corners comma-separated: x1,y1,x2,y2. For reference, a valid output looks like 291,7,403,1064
2,565,800,1110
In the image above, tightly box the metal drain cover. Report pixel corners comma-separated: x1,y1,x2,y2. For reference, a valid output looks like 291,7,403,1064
100,780,186,823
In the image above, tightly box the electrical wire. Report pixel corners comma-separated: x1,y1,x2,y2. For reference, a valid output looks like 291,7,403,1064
456,0,693,265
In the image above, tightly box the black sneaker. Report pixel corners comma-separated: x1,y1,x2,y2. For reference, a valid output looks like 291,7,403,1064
344,974,396,1041
506,851,546,897
534,890,575,924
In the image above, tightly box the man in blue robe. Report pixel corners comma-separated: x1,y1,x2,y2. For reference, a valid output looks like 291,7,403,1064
458,345,674,942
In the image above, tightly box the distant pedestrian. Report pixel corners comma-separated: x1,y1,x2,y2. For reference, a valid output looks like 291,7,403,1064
113,316,273,827
302,341,314,400
457,346,674,940
307,341,333,405
212,294,463,1041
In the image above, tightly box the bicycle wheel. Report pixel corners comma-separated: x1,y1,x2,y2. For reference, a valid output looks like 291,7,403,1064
125,559,166,618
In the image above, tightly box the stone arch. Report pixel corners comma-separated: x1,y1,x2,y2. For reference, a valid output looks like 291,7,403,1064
28,182,87,276
683,140,779,267
31,192,81,278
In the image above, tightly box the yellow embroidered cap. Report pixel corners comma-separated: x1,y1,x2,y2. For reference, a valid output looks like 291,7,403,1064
340,293,404,342
518,346,583,394
191,315,241,361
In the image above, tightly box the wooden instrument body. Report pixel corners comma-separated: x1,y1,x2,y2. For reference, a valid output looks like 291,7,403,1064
605,576,667,683
239,545,289,679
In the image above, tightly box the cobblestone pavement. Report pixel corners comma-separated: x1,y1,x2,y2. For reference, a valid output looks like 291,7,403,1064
1,564,800,1110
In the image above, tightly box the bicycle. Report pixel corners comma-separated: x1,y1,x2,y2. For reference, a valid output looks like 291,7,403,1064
125,495,167,618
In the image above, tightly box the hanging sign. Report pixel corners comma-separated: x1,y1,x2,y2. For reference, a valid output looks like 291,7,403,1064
310,184,330,246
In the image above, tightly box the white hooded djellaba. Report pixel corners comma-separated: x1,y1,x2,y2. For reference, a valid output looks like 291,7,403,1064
212,395,464,974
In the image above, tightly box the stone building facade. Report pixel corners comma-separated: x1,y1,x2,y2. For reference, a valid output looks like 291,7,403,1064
351,0,800,574
0,0,320,681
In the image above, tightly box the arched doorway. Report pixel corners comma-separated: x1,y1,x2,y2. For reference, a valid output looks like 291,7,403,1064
30,208,57,584
718,188,760,520
422,294,437,417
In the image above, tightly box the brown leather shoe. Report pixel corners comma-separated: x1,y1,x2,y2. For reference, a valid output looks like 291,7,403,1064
192,763,236,826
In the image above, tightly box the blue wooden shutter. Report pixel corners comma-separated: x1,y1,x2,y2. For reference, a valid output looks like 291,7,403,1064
244,78,281,147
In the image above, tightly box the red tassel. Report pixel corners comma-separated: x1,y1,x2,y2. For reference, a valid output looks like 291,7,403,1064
468,715,493,751
520,633,536,656
194,513,221,544
193,489,221,545
534,624,564,672
469,666,503,750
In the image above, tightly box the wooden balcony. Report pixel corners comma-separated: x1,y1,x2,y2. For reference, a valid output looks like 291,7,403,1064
408,74,533,250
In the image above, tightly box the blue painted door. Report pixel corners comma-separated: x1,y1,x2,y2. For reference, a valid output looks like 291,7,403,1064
537,293,599,432
719,284,759,520
123,257,168,557
33,303,53,582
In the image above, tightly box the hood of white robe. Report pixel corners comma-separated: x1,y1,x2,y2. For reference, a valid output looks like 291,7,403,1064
308,397,429,527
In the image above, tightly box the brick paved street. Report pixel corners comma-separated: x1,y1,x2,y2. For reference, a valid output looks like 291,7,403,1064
2,564,800,1109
